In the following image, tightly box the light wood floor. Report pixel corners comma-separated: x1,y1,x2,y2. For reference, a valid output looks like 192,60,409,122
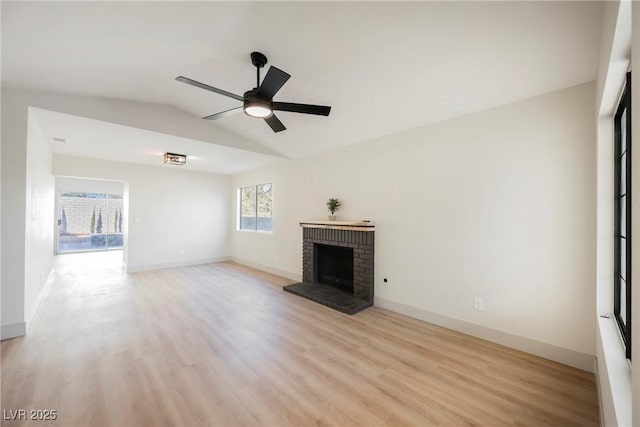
1,252,599,427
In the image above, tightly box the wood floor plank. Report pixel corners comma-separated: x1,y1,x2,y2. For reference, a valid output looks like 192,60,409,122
1,252,599,426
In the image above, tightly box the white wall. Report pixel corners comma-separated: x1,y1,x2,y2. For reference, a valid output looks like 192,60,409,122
24,109,54,328
53,155,230,272
231,82,596,371
1,90,28,339
56,176,124,196
0,104,55,339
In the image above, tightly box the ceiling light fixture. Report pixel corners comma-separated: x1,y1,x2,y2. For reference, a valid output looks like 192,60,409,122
164,152,187,165
243,97,273,118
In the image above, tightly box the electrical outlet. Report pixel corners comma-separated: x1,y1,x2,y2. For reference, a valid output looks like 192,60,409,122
474,297,484,312
179,249,185,256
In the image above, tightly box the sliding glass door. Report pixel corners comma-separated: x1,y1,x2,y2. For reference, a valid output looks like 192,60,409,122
57,192,123,253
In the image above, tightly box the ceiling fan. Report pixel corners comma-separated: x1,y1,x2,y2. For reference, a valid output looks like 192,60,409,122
176,52,331,133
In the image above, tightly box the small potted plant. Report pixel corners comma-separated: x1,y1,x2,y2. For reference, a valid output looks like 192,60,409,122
326,197,341,221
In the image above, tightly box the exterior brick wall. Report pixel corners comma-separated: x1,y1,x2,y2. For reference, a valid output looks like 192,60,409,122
302,227,374,303
59,197,123,235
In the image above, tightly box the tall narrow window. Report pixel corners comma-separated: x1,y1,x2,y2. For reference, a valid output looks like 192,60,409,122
614,71,632,359
239,186,257,231
238,183,272,232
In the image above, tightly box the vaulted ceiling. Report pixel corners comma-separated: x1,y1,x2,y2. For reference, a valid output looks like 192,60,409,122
2,1,601,166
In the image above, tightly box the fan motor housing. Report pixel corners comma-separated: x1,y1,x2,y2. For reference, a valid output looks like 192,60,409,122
243,89,273,118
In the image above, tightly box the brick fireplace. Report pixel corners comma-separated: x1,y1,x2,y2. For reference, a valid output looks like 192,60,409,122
283,221,375,314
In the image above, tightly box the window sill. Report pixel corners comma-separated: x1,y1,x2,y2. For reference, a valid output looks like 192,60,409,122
597,316,632,426
236,229,273,235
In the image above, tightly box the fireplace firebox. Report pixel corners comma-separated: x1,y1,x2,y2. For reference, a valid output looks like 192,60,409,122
316,244,354,292
283,220,374,315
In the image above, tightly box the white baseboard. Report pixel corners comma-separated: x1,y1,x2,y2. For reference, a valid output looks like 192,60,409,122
26,268,55,331
1,322,26,340
230,257,302,282
375,296,595,373
127,256,230,273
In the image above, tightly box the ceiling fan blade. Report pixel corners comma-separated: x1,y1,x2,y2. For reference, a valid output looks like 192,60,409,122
256,66,290,100
202,106,243,121
264,114,286,133
272,102,331,116
175,76,245,102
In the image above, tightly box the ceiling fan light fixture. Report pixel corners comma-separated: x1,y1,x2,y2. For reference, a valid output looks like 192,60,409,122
244,102,273,118
176,51,331,133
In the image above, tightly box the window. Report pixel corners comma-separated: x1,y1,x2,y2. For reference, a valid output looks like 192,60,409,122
57,192,124,253
239,183,272,232
614,71,631,359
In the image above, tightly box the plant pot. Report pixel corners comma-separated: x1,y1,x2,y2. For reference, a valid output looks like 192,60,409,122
328,214,337,221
